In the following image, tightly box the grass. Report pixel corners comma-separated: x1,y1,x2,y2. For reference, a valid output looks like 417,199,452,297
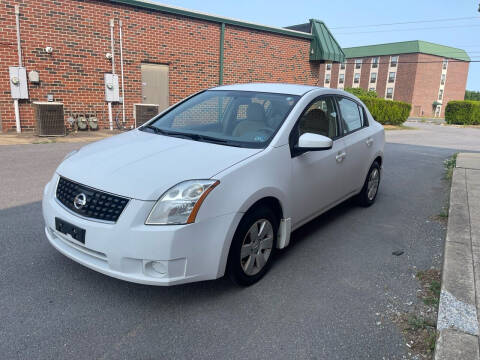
32,138,57,144
444,153,458,181
407,314,436,330
399,314,437,356
394,269,441,358
437,208,449,219
383,124,417,130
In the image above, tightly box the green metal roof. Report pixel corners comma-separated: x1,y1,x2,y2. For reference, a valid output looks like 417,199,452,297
309,19,345,62
343,40,470,61
110,0,313,39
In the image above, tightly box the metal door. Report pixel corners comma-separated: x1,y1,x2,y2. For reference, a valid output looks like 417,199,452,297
141,64,169,111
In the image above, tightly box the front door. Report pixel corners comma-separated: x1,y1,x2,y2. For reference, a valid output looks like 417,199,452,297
141,63,169,111
290,96,348,227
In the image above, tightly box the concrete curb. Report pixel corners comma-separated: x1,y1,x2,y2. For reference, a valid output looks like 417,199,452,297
435,153,480,360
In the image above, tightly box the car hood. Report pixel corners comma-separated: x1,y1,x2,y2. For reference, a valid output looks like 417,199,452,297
57,130,262,200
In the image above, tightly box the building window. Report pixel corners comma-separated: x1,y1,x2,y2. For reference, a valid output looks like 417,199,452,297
326,63,332,71
443,59,448,70
354,73,360,83
339,73,345,84
438,89,443,100
386,88,393,99
325,73,331,84
355,59,362,69
369,87,376,92
340,62,345,70
390,56,398,67
441,74,446,85
388,72,396,83
371,57,379,68
370,72,377,83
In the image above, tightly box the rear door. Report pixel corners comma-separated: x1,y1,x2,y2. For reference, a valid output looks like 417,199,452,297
289,96,349,227
336,96,376,194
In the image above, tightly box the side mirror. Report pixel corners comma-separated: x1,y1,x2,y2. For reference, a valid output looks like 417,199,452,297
294,133,333,156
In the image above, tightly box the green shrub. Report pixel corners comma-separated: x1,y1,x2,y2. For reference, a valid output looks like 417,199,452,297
445,100,480,125
358,97,411,125
345,87,378,98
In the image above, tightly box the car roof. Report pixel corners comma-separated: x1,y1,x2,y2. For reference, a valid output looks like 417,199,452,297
210,83,323,96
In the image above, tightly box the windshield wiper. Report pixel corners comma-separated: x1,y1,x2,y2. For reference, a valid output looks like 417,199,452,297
142,125,168,135
143,126,193,139
142,125,242,147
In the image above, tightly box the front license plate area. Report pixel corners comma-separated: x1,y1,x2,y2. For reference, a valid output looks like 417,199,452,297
55,217,86,244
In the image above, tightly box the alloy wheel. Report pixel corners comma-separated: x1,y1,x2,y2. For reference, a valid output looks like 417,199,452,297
240,219,274,276
367,168,380,201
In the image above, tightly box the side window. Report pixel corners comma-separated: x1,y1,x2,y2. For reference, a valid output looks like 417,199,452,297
297,97,339,140
337,97,366,134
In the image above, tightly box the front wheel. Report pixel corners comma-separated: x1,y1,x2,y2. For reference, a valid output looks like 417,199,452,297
357,161,381,207
227,206,278,286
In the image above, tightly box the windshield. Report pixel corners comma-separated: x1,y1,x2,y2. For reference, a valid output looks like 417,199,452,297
143,90,300,148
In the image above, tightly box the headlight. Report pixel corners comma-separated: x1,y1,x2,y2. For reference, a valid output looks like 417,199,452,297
145,180,220,225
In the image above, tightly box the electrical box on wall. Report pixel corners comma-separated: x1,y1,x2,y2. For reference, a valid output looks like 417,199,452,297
104,73,119,102
9,66,29,99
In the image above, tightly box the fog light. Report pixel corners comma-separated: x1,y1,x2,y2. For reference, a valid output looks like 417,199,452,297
151,261,167,274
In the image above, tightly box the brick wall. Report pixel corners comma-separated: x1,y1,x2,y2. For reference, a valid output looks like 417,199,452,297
0,0,321,132
330,62,339,88
442,59,469,116
359,59,370,90
393,53,417,104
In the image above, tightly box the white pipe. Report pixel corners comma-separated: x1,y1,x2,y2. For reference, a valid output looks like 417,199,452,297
110,19,115,74
14,5,22,133
108,102,113,131
119,19,126,124
15,5,22,67
108,19,115,130
14,100,21,134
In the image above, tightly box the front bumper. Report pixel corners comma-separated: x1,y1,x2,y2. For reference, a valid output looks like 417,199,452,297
42,175,241,286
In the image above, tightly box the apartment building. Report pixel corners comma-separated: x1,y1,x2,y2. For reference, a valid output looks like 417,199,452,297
318,41,470,117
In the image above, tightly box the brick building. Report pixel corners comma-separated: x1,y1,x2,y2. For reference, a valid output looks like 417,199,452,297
0,1,470,133
0,0,344,132
317,41,470,117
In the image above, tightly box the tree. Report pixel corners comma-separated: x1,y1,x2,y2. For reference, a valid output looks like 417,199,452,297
465,90,480,101
344,87,378,98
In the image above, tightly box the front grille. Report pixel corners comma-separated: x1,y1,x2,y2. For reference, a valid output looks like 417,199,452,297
56,177,129,222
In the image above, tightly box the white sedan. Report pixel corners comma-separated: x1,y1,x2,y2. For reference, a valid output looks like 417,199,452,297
42,83,384,286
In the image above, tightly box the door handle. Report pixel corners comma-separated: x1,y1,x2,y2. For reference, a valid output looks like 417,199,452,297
336,151,346,163
366,138,373,147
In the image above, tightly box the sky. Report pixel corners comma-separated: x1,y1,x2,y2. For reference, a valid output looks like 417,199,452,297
154,0,480,91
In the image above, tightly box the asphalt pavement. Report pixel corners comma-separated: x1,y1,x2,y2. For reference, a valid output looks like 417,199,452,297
1,123,479,359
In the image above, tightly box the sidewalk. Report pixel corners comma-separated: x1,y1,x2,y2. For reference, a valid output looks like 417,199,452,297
435,153,480,359
0,129,122,146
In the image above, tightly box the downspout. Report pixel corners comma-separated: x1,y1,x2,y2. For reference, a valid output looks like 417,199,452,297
14,5,22,133
218,22,225,85
119,19,126,125
108,19,115,130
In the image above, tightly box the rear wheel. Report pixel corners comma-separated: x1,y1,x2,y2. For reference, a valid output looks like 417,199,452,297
227,206,278,286
357,161,381,207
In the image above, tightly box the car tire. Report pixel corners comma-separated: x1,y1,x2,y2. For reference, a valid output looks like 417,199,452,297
357,161,381,207
227,206,278,286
